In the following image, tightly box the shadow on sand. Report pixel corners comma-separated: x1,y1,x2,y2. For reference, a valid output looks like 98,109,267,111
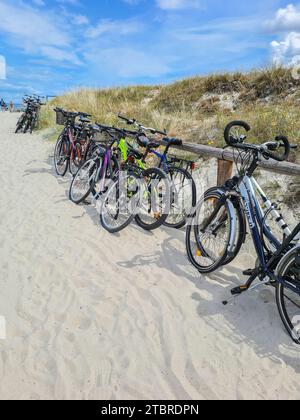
44,155,300,374
117,226,300,374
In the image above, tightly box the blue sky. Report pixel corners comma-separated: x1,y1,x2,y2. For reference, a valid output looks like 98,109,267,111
0,0,300,101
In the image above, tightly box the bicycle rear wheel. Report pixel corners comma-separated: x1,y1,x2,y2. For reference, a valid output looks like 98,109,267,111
69,143,83,176
23,117,31,133
135,167,170,231
163,166,196,229
276,246,300,344
54,136,69,177
30,115,38,134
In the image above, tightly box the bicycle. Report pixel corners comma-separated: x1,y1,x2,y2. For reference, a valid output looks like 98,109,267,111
69,121,170,233
53,108,93,176
69,124,121,205
15,95,45,134
118,115,197,229
186,120,299,343
98,126,171,233
100,156,170,234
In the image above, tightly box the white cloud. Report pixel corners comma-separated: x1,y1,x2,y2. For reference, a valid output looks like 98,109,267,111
0,1,69,46
267,4,300,32
0,0,81,65
271,31,300,64
86,19,143,39
156,0,202,10
268,4,300,65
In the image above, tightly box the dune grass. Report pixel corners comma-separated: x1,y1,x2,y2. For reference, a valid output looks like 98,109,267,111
39,66,300,208
39,66,300,158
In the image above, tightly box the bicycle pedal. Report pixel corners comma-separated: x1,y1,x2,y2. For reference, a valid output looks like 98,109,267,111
231,285,248,296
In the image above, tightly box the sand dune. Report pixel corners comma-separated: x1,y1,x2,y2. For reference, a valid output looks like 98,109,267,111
0,112,299,400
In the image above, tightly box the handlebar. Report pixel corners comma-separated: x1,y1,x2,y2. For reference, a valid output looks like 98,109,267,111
77,112,92,118
224,121,294,163
118,114,135,125
54,107,92,120
118,114,167,136
95,123,138,140
224,121,251,146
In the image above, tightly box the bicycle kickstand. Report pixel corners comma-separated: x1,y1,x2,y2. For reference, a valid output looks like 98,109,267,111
222,273,269,306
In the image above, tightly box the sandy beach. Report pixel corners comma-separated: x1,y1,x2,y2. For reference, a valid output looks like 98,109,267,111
0,112,299,400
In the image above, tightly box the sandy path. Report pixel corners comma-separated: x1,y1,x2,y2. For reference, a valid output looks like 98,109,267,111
0,112,299,400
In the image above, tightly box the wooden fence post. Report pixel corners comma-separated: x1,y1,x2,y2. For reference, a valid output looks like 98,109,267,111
217,160,233,186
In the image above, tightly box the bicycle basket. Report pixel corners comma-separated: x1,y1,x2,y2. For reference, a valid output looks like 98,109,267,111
55,110,66,126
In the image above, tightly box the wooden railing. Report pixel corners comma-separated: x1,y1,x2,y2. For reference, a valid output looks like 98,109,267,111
158,140,300,186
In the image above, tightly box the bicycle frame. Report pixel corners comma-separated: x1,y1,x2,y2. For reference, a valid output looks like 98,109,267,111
238,175,292,270
98,147,112,194
150,149,169,171
119,138,146,170
66,126,77,157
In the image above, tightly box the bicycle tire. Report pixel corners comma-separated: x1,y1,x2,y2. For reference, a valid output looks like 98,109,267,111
15,114,26,133
90,154,119,199
135,167,170,231
163,166,197,230
204,187,246,266
100,172,139,234
23,117,31,134
30,115,38,134
54,136,69,177
69,158,99,204
276,245,300,344
186,190,236,273
69,143,82,176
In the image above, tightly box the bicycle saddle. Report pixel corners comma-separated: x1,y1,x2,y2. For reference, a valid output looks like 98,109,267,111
79,116,91,124
137,135,160,149
89,124,101,133
164,137,183,147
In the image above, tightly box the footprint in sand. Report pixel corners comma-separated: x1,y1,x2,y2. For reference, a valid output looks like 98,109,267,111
88,358,113,400
20,392,41,400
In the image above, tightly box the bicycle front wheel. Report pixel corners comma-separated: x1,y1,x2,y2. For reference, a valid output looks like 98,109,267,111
100,172,139,234
276,245,300,344
15,114,26,133
186,190,236,273
135,167,170,231
163,166,196,229
54,136,69,177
